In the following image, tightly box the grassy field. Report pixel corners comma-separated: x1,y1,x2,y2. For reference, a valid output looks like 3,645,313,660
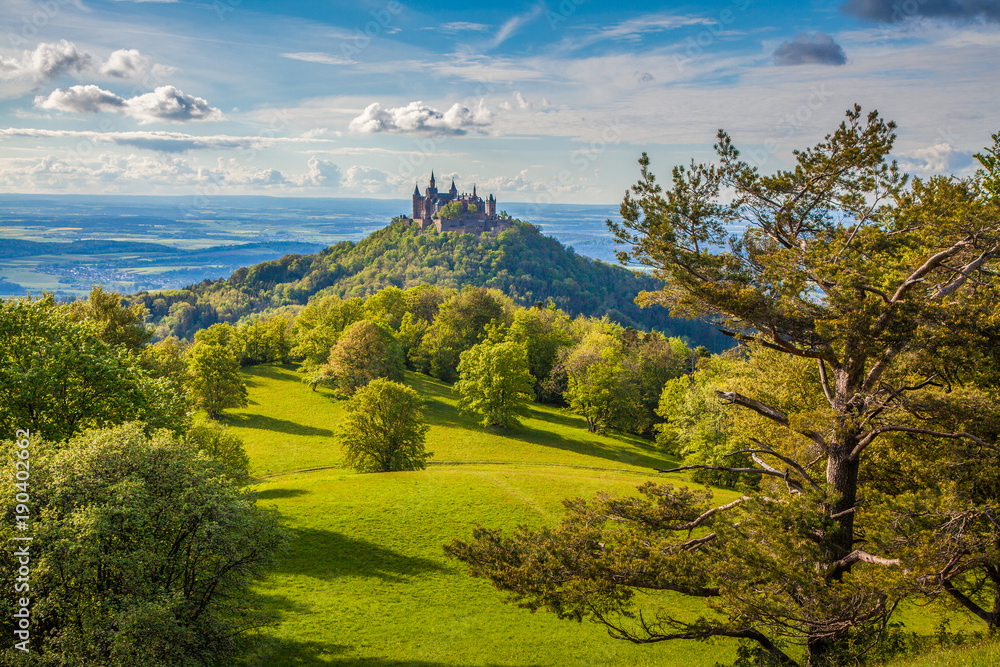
226,365,986,667
230,365,741,666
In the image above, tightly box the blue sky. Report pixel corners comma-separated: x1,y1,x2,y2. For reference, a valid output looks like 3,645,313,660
0,0,997,203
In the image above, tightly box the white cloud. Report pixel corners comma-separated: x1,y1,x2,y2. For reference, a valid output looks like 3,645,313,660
125,86,223,123
0,152,296,193
281,52,355,66
299,127,343,139
35,85,125,114
440,22,490,33
349,99,493,135
340,165,407,194
0,41,167,83
896,142,976,176
3,40,94,81
35,85,223,123
101,49,151,78
513,91,533,110
1,127,341,153
296,155,342,186
492,5,545,49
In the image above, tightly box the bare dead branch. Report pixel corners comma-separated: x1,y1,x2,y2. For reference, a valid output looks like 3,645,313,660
828,549,901,577
734,440,825,495
851,425,999,461
674,496,751,534
933,244,1000,298
657,464,803,494
716,390,830,452
818,359,836,408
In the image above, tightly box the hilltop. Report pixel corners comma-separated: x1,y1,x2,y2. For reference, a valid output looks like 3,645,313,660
133,219,729,348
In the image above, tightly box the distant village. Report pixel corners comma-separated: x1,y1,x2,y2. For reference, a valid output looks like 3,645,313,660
409,172,509,234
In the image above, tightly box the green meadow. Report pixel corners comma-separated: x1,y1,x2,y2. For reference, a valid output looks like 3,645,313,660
226,365,989,667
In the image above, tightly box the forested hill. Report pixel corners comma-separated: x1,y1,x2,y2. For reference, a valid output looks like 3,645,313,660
131,219,728,348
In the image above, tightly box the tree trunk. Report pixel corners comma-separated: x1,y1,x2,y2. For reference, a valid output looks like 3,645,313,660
806,435,861,665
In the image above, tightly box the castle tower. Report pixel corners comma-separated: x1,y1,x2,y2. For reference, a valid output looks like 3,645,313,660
449,178,458,198
487,193,496,218
412,183,422,220
429,171,436,189
472,184,477,198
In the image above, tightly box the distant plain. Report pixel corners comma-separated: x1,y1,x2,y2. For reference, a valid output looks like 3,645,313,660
0,195,624,297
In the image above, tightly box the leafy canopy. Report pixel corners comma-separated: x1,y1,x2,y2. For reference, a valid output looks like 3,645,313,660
455,339,535,428
337,378,431,473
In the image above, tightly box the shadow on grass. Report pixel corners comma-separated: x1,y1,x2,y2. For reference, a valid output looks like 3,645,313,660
276,526,448,582
244,635,346,667
407,372,675,471
247,635,543,667
256,488,310,500
226,413,334,437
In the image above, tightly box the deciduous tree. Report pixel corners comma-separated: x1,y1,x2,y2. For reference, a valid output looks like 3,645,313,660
338,378,431,473
186,340,248,419
456,340,535,428
0,423,283,666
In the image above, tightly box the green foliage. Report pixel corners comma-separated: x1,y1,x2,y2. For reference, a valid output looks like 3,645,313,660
562,331,640,433
186,340,248,419
337,378,431,472
315,319,404,396
0,423,283,666
455,340,535,428
413,286,513,382
0,294,186,441
437,201,465,219
505,305,575,402
67,284,153,351
186,421,252,484
132,221,727,348
140,335,190,392
290,294,365,370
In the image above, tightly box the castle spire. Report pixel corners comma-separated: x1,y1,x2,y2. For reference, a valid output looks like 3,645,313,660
449,178,458,195
473,184,477,197
413,183,420,196
429,171,435,188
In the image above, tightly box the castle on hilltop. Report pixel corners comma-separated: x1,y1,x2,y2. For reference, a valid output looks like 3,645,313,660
410,172,506,234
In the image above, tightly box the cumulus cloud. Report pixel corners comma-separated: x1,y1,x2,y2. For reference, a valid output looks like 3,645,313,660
896,142,976,176
349,100,493,135
0,40,94,81
35,84,125,113
773,33,848,66
513,91,533,110
0,41,168,83
281,52,355,65
840,0,1000,23
100,49,150,78
125,86,223,123
0,152,295,193
297,155,342,186
35,85,223,123
340,165,407,194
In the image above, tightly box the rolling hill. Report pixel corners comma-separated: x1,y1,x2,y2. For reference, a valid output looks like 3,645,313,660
131,219,729,349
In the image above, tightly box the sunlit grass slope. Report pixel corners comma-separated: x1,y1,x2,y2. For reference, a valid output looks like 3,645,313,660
232,365,740,666
228,365,981,666
882,640,999,667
